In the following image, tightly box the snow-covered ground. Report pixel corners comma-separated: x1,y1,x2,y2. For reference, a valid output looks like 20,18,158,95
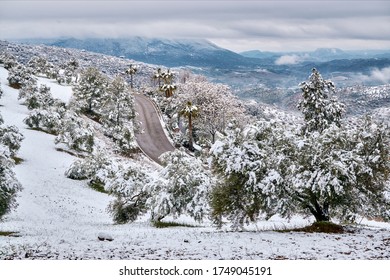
1,66,390,260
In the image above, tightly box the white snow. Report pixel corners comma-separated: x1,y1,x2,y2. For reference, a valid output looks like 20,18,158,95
36,75,73,103
1,66,390,260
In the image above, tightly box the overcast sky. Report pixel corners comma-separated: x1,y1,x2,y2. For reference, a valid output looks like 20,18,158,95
1,0,390,52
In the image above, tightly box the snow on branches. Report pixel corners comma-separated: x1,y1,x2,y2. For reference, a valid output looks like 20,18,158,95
0,112,23,219
209,69,390,227
298,68,345,134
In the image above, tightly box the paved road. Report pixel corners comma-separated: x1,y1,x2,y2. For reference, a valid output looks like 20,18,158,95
134,94,175,164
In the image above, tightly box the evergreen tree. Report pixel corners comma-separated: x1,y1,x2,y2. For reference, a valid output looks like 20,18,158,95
103,76,134,127
72,67,108,115
27,56,49,76
24,106,65,135
0,113,23,219
106,163,150,224
55,111,95,153
297,68,345,134
0,52,17,70
147,149,212,222
0,145,22,219
209,69,390,227
7,63,36,89
210,121,290,228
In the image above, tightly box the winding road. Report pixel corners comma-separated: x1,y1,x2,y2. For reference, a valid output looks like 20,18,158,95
134,94,175,164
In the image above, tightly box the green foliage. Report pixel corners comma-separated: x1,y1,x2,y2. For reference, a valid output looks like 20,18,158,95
0,231,19,237
280,221,345,234
147,149,212,222
108,192,149,224
0,154,22,219
152,220,197,228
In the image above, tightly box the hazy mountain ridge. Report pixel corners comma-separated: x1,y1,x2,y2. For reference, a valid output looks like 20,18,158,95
13,37,390,89
15,37,257,68
2,40,390,116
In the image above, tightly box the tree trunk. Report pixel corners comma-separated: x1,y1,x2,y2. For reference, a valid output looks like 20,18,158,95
307,198,330,222
188,114,193,150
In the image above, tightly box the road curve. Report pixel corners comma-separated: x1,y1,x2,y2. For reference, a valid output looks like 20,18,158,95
134,94,175,164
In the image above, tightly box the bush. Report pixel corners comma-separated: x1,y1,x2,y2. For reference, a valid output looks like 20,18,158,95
24,107,64,135
55,111,95,153
0,148,22,219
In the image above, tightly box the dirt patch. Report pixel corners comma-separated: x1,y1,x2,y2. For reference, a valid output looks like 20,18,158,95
282,221,347,234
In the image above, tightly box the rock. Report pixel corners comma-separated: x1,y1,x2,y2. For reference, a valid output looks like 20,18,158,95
98,232,114,242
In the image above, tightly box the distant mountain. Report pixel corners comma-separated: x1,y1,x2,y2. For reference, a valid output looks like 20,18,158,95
239,50,280,59
16,37,258,69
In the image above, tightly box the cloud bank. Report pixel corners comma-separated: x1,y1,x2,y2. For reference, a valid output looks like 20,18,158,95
1,0,390,52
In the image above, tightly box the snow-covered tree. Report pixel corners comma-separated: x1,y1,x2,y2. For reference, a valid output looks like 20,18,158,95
100,76,137,154
27,56,49,76
278,118,390,223
125,64,137,89
109,124,138,154
209,120,291,228
7,63,36,89
0,124,25,158
0,82,3,99
179,102,199,150
103,76,134,127
22,84,55,110
210,70,390,227
0,113,23,219
106,163,151,224
175,80,247,146
24,106,65,135
297,68,345,134
147,149,212,222
72,67,108,115
153,68,164,88
161,83,177,98
157,69,176,97
0,145,22,219
0,52,17,70
65,150,119,189
55,111,95,153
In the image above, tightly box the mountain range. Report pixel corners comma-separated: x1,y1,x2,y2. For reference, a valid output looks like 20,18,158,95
12,37,390,89
15,37,257,68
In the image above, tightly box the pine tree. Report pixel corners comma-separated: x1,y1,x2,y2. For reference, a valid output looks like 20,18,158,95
147,149,212,222
103,76,134,127
210,121,290,228
72,67,108,115
297,68,345,134
55,111,95,153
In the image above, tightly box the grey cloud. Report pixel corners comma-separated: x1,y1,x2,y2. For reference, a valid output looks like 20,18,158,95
1,0,390,51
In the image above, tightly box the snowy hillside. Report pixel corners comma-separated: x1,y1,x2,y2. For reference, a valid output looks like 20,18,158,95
1,64,390,260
